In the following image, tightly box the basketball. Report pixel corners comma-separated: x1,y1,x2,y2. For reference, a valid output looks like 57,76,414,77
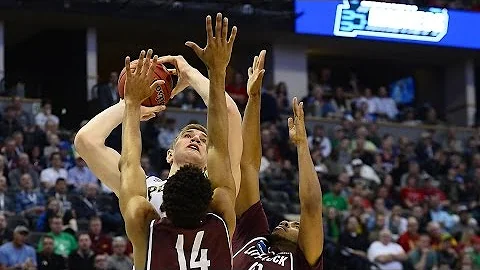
118,59,174,107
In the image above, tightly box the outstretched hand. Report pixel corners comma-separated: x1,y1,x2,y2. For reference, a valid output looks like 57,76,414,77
247,50,266,97
185,13,237,71
124,49,165,105
157,55,194,98
288,97,307,146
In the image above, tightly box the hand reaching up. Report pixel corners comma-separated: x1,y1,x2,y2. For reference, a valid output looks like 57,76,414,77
247,50,266,97
124,49,165,105
186,13,237,71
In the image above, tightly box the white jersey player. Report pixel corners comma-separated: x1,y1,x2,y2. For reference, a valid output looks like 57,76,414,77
75,56,242,214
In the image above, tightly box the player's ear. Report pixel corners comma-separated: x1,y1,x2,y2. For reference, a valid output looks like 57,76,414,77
166,149,173,164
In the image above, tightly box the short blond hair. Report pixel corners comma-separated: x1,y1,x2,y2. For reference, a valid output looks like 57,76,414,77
170,124,207,150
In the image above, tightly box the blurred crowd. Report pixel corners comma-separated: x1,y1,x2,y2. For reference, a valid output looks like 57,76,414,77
0,66,478,270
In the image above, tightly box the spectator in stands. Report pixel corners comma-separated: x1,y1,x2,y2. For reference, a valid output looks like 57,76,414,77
68,233,95,270
0,214,12,245
47,178,72,210
226,71,247,108
73,183,100,220
40,152,68,190
451,205,478,242
0,177,15,217
323,181,348,212
338,215,370,269
467,236,480,270
275,82,290,115
35,100,59,131
11,96,33,128
443,127,464,153
106,236,132,270
398,217,420,253
2,137,20,168
376,86,398,120
367,228,407,269
400,176,425,209
94,254,108,270
424,107,441,126
98,72,120,111
369,214,387,243
38,216,77,258
0,156,7,181
0,226,36,269
0,106,23,140
428,195,454,231
260,84,279,123
437,234,459,268
16,173,45,219
307,125,332,158
387,205,408,240
36,198,77,234
43,134,60,160
9,153,40,190
67,155,97,190
408,234,438,270
356,88,378,116
330,86,352,118
12,131,25,154
36,235,67,270
304,84,335,117
157,118,178,150
88,216,112,255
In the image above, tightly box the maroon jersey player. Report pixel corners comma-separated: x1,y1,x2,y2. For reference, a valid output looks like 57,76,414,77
234,51,324,270
117,13,238,270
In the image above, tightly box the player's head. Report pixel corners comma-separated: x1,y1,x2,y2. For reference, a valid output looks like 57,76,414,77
161,165,213,229
269,220,300,250
167,124,208,170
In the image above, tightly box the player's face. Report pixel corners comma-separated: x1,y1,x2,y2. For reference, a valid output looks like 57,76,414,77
171,129,208,168
272,220,300,244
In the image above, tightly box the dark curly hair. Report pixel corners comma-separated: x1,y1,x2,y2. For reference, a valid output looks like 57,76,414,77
161,165,213,229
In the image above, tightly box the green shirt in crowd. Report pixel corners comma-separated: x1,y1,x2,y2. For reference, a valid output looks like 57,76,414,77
38,232,78,257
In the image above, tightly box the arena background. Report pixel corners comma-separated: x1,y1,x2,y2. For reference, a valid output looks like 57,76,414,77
0,0,478,269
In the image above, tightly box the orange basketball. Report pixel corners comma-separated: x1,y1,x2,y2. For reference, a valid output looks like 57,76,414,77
118,60,174,107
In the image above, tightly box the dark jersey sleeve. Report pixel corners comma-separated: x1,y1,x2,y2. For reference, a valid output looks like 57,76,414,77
294,246,324,270
232,201,270,253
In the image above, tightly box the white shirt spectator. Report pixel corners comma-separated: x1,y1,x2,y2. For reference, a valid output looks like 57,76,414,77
35,112,59,130
368,241,405,270
40,167,68,189
376,97,398,119
68,166,97,188
307,136,332,158
356,97,378,114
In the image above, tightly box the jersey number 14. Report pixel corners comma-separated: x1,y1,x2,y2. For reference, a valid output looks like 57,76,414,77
176,231,211,270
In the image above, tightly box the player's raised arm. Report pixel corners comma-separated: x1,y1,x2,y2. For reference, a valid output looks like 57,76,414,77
118,49,162,270
186,13,237,238
74,93,162,197
235,50,266,217
289,97,324,266
157,55,243,196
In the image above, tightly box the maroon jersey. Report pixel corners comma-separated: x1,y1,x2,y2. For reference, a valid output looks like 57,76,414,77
146,213,232,270
232,201,323,270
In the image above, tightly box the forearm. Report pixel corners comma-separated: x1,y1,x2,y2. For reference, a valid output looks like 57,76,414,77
297,142,322,211
187,68,237,111
76,101,124,145
207,70,234,192
189,68,242,194
241,94,261,169
120,102,147,198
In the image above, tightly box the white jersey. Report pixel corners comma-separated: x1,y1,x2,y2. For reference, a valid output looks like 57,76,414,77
146,176,167,218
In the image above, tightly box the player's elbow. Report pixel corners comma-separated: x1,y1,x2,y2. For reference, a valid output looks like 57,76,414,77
74,129,103,156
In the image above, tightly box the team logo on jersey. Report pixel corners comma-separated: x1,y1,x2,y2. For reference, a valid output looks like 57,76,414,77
333,0,449,42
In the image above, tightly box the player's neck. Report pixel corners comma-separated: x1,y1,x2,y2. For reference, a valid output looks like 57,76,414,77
169,164,180,177
268,235,297,254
